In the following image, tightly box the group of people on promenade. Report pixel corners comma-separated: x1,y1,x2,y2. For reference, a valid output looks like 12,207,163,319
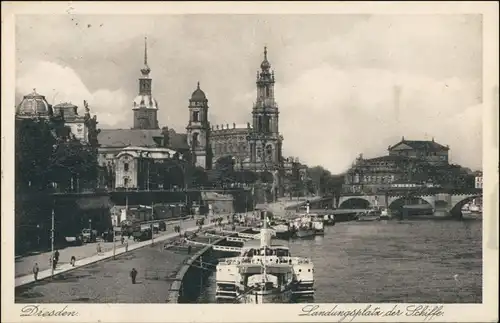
29,212,234,283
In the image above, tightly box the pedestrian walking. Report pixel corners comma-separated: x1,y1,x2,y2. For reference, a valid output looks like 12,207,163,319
54,250,60,263
96,243,102,254
121,236,125,245
70,256,76,266
52,257,57,270
125,240,129,252
130,268,138,284
33,263,39,281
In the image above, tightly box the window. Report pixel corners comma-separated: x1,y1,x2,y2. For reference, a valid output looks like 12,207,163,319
265,86,270,97
124,163,129,172
192,133,199,148
124,178,129,188
266,144,273,162
193,111,200,122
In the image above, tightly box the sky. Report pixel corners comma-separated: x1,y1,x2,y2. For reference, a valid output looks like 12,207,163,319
15,14,483,173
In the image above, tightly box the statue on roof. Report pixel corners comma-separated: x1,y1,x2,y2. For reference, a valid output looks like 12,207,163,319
83,100,100,147
161,126,170,147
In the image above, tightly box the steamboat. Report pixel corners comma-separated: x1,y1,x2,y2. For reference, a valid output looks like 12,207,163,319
290,203,324,237
215,223,314,303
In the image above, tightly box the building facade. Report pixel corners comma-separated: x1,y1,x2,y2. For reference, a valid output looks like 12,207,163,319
343,138,450,194
16,89,94,145
52,102,89,142
474,171,483,189
388,137,449,166
114,146,182,190
210,123,251,170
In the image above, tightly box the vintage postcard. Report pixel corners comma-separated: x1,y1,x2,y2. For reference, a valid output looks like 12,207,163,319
1,1,498,322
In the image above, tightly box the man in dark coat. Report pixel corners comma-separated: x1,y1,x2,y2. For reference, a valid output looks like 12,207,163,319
33,263,39,281
130,268,138,284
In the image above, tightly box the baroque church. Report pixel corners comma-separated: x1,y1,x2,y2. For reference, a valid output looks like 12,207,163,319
96,37,286,188
187,46,284,174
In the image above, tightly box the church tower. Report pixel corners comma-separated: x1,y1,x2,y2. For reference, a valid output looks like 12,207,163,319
132,37,159,129
186,82,210,169
249,47,283,171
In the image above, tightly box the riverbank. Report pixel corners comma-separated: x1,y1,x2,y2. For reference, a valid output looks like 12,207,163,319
167,227,250,303
15,218,218,288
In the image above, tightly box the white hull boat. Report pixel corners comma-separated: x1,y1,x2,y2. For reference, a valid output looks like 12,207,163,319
215,222,314,303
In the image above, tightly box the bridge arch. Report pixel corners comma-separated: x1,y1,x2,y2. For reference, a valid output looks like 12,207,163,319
449,194,482,216
338,197,371,209
387,196,434,216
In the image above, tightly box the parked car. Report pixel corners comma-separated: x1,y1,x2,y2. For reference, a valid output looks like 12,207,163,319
133,229,152,242
81,229,97,243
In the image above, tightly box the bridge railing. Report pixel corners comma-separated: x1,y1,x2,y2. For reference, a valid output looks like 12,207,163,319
339,187,482,197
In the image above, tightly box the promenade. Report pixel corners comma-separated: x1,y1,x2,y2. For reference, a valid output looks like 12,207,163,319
15,216,215,287
15,198,315,291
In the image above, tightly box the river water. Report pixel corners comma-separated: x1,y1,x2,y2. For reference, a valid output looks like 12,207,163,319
198,218,482,303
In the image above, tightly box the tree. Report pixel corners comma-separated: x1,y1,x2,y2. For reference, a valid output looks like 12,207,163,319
191,166,208,187
212,156,236,187
15,118,99,193
15,118,57,192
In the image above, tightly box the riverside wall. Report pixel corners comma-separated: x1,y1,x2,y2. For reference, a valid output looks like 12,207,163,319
167,230,248,303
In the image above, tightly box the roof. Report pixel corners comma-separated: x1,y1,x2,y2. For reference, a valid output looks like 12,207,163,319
168,130,189,150
389,139,449,151
53,102,79,118
98,129,163,148
97,128,188,150
364,155,412,163
190,82,207,101
16,89,52,117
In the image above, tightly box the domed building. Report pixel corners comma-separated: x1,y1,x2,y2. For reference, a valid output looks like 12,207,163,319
15,90,95,144
132,37,159,130
16,89,52,119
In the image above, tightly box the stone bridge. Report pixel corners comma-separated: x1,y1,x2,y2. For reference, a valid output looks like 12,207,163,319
337,190,482,217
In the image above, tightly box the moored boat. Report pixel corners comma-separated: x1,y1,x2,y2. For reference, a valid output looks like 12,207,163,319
310,214,325,235
271,222,292,240
356,208,381,221
295,224,316,238
379,208,391,220
215,223,314,303
323,214,336,226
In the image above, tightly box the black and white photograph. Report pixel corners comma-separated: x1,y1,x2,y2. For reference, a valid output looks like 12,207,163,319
2,2,498,323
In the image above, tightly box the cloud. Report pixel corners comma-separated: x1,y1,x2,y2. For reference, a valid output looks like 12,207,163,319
16,60,129,128
275,66,481,173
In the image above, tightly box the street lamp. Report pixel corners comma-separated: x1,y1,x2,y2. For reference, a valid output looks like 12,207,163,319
151,200,155,245
36,224,41,249
50,207,55,278
112,225,116,259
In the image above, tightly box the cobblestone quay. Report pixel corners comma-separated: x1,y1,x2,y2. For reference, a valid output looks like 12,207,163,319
15,238,208,303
